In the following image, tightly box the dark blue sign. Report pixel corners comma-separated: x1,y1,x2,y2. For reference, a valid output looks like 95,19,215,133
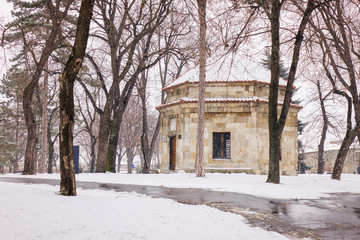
73,146,80,174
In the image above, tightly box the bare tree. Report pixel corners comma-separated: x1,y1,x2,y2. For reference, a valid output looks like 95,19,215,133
2,1,74,175
76,89,99,173
248,0,319,183
59,0,94,196
137,69,160,173
121,96,142,173
308,0,360,180
76,0,173,173
138,8,192,173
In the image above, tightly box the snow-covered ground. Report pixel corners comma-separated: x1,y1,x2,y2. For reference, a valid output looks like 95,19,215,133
1,173,359,239
2,172,359,199
0,180,287,240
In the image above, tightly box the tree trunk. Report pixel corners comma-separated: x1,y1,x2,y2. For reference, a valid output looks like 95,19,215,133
21,29,62,175
306,0,360,179
317,81,328,174
14,100,20,173
59,0,94,196
47,121,54,174
317,141,325,174
139,70,161,174
266,0,281,184
267,0,316,183
332,92,360,179
126,149,134,174
39,60,49,173
90,134,97,173
195,0,207,178
141,106,150,174
22,85,38,175
106,107,120,173
332,128,359,180
95,100,112,172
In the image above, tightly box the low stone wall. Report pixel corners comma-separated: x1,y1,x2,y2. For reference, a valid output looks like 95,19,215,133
304,149,360,174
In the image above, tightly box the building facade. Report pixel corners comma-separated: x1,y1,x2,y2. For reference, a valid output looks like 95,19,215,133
156,55,300,175
304,148,360,174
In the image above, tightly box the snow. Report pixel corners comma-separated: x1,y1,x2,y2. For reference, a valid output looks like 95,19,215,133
1,173,359,239
0,180,288,240
164,53,288,90
2,172,359,200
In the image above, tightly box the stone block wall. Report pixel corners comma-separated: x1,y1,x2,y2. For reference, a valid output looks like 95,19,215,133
304,148,360,174
159,101,298,175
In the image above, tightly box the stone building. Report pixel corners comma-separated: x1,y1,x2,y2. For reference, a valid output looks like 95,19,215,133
156,55,301,175
304,147,360,174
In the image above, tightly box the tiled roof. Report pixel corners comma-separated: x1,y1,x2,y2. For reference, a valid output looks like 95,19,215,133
156,97,302,110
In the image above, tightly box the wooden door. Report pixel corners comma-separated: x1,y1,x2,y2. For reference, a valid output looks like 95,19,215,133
169,136,176,170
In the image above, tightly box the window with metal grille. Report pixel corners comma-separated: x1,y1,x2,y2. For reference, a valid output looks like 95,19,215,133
213,132,231,159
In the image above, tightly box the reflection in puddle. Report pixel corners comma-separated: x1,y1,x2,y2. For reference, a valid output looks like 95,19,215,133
269,200,287,216
287,202,360,230
353,207,360,219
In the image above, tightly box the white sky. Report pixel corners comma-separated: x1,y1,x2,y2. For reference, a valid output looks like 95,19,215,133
0,0,13,80
0,0,12,20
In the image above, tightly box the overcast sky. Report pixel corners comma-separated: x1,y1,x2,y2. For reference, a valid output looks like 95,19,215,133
0,0,12,17
0,0,13,89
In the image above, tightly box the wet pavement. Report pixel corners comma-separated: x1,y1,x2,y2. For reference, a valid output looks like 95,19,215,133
1,177,360,239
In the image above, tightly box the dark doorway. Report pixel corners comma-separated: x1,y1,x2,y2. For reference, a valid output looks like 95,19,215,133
169,136,176,170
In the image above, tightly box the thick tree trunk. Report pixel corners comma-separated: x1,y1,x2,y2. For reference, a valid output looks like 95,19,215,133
95,100,112,172
266,0,281,184
59,0,94,196
22,27,62,175
332,92,360,179
195,0,207,178
267,0,316,183
22,87,38,175
106,108,120,173
332,128,359,180
95,77,122,173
